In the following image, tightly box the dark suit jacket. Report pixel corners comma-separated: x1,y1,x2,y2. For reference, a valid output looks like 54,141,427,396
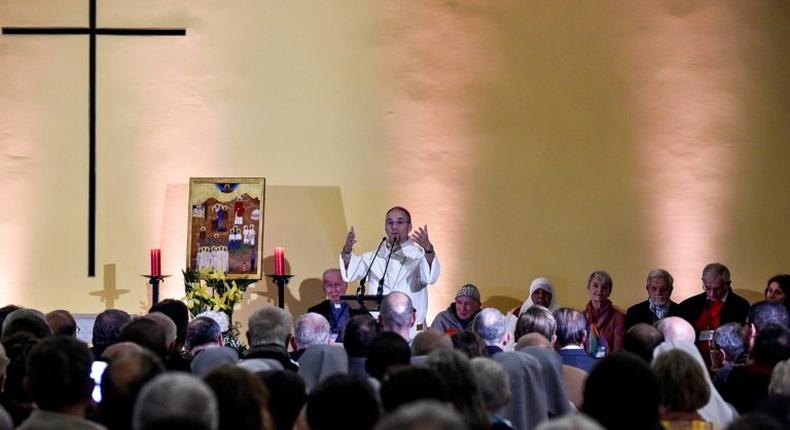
624,300,680,330
677,289,750,333
559,348,598,373
306,300,366,341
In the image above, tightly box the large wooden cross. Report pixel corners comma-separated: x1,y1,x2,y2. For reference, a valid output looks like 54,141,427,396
2,0,186,276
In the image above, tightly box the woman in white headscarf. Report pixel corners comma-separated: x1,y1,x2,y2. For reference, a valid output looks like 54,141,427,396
507,277,559,336
653,340,739,429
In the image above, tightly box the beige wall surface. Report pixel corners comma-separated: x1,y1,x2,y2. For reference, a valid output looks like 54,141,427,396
1,1,788,325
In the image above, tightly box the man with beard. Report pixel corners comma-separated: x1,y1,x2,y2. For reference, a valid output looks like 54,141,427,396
624,269,680,330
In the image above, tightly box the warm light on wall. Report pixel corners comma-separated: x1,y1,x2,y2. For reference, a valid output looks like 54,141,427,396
381,2,501,321
620,3,744,298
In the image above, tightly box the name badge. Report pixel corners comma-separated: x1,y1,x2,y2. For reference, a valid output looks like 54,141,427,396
699,330,714,342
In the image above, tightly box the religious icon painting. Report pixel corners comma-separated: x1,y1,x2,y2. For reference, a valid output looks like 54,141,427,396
186,177,265,279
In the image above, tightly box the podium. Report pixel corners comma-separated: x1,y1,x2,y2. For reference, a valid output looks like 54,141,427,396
339,293,383,316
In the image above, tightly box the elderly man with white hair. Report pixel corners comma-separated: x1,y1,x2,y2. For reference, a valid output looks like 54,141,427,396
290,313,332,361
472,308,511,356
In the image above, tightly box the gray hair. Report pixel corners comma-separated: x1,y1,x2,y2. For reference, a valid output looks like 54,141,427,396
374,400,467,430
132,373,219,430
646,269,674,288
470,357,511,412
714,323,745,363
702,262,731,283
145,312,177,348
471,308,506,345
247,305,294,347
769,359,790,396
294,313,331,349
588,271,613,288
1,309,51,338
516,305,556,341
554,308,587,347
380,292,415,332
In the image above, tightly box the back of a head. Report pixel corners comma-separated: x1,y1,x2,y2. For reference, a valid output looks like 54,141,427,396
554,308,587,347
46,309,78,336
623,323,664,363
258,370,307,430
450,330,487,359
471,307,506,345
92,309,132,356
656,316,696,343
470,357,511,413
749,301,790,332
769,359,790,396
375,400,468,430
582,352,660,430
1,332,39,402
652,349,710,413
426,348,490,430
306,374,379,430
2,309,51,339
343,314,379,358
187,316,222,351
204,365,270,430
100,348,165,429
0,305,22,328
365,331,411,381
380,366,448,413
714,322,746,363
26,336,93,411
534,414,605,430
149,299,189,346
297,344,349,392
118,317,168,360
411,329,452,356
751,323,790,367
133,373,219,430
145,312,178,350
247,305,293,348
380,292,415,333
516,305,556,341
294,313,331,349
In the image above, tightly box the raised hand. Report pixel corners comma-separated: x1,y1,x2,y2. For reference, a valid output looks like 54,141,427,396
342,226,357,254
410,225,433,252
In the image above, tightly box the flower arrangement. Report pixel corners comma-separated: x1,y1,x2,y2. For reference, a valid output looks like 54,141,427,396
183,267,255,354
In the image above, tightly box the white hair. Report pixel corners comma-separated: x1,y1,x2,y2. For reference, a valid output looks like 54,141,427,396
132,373,219,430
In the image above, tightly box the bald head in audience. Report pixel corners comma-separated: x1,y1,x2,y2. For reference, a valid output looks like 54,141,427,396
380,292,416,340
624,323,664,363
656,317,696,343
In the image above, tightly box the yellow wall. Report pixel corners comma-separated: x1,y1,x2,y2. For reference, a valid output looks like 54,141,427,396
1,1,788,325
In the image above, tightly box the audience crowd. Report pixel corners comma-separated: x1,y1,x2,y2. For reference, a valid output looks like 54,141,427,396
1,262,789,430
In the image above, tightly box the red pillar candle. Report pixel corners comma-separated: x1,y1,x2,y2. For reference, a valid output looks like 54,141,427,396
274,247,285,276
150,249,161,277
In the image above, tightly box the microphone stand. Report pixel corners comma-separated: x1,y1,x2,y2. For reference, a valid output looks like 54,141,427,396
376,237,398,305
356,237,386,310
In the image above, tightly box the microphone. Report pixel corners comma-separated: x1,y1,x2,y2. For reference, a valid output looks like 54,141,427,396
377,236,399,300
358,237,387,298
